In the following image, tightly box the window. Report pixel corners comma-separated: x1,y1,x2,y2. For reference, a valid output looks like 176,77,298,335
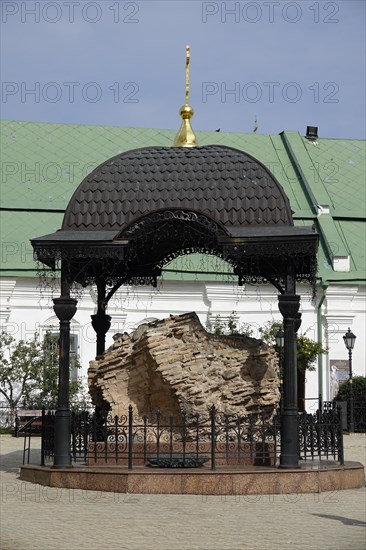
44,332,80,381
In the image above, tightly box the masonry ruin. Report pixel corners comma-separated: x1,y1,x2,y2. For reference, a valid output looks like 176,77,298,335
88,312,280,422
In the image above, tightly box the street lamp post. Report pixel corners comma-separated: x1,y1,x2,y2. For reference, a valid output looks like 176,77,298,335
275,330,285,414
343,328,356,433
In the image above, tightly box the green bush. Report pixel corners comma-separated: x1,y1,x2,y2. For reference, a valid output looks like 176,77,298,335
206,311,253,337
259,322,327,373
296,335,326,373
334,376,366,402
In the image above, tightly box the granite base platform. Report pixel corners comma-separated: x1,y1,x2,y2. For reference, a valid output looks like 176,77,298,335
20,461,365,495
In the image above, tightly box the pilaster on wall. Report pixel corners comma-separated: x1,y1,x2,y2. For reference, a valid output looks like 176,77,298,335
325,286,364,310
325,315,355,338
322,284,365,399
324,286,361,351
109,313,128,335
0,279,16,325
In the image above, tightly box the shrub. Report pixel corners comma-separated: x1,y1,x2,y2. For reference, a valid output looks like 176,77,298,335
259,322,327,373
206,311,253,337
334,375,366,402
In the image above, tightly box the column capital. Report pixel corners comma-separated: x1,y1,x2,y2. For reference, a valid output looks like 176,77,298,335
91,313,112,335
278,294,300,319
294,312,302,334
53,297,77,322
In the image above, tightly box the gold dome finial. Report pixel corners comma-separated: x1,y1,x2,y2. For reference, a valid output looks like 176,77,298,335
174,45,197,148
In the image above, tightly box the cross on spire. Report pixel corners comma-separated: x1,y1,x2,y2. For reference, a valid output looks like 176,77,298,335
173,44,197,148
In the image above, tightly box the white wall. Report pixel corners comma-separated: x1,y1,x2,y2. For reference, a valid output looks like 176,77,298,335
1,276,365,410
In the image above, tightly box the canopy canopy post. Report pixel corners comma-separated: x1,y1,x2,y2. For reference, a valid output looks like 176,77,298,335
91,279,111,360
278,261,300,469
52,261,77,468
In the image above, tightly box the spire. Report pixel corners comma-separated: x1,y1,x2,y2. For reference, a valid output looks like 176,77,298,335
173,45,197,148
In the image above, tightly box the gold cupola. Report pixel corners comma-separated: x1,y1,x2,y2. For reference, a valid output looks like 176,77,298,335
173,45,197,148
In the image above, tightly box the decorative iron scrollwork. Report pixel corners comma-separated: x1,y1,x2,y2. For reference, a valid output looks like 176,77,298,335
124,210,226,239
34,206,317,296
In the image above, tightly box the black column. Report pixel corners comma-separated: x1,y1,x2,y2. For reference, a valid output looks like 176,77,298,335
52,270,77,468
278,293,301,469
91,312,111,359
91,279,111,359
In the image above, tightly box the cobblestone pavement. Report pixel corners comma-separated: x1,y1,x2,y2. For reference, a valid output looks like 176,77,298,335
1,434,365,550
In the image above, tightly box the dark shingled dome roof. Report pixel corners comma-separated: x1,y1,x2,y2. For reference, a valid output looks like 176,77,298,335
62,145,293,233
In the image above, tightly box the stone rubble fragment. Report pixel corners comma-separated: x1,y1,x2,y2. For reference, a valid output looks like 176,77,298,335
88,312,280,421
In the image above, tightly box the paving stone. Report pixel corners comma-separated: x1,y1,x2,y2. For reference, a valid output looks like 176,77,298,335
0,434,365,550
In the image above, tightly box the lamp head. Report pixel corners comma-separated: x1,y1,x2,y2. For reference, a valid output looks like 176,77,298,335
275,330,285,349
343,328,356,351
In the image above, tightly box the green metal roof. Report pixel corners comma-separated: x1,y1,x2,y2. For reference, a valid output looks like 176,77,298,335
1,120,365,284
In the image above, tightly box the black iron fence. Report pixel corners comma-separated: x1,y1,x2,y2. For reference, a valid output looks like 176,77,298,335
70,407,280,469
323,400,366,433
299,403,343,463
24,404,344,468
41,410,55,466
350,401,366,432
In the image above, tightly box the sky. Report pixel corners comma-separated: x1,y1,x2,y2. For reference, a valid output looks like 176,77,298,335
1,0,365,139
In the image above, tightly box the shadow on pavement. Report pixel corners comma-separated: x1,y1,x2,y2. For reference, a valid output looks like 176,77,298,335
312,513,366,527
0,448,42,474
